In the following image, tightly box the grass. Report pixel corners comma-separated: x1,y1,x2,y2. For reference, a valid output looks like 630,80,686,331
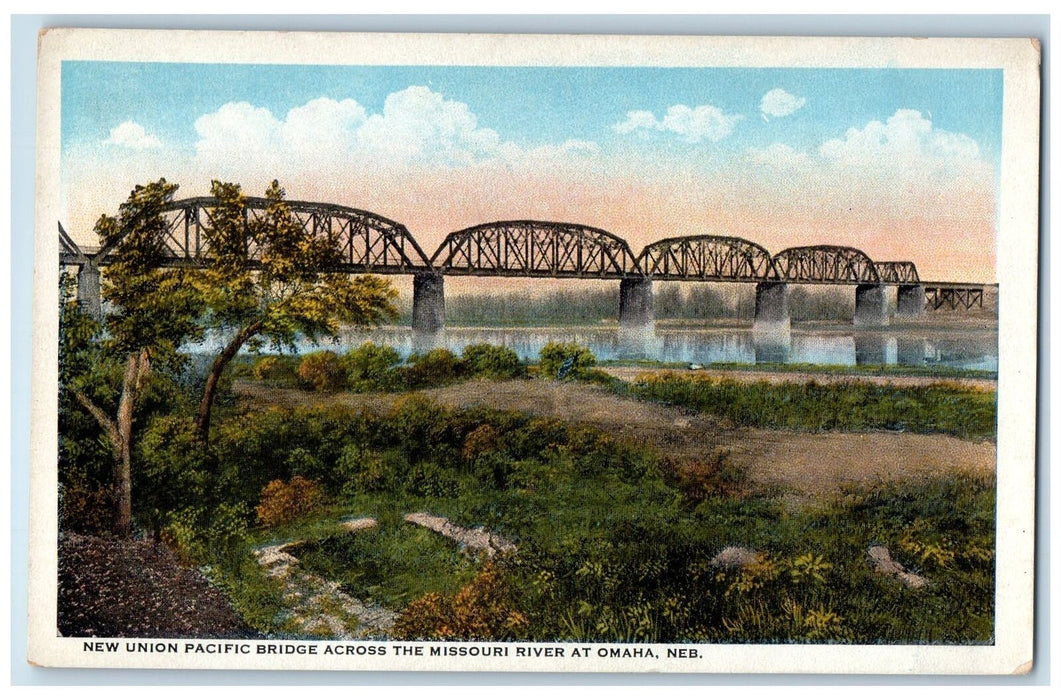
287,514,480,609
623,371,996,440
702,362,997,380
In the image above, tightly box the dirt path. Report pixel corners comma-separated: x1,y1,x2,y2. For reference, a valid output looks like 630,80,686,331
599,366,997,392
235,379,995,498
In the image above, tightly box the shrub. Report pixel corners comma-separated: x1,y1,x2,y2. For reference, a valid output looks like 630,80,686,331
405,348,466,388
343,342,404,392
255,476,323,526
394,562,528,640
461,344,525,380
58,483,115,536
252,355,299,383
538,342,596,379
665,449,747,503
462,424,501,463
297,351,346,392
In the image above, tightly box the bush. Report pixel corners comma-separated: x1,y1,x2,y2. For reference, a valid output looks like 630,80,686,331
462,344,525,380
59,483,116,536
252,355,299,383
255,476,323,526
297,351,346,392
343,342,404,392
394,562,528,640
405,348,466,388
538,342,596,379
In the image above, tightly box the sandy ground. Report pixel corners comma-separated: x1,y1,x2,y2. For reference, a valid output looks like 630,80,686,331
236,378,995,499
599,366,997,391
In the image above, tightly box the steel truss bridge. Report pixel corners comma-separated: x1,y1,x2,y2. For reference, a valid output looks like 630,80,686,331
60,196,994,326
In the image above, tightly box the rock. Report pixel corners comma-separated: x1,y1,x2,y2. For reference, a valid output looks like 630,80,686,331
404,512,516,557
709,546,759,569
341,517,378,533
867,545,927,589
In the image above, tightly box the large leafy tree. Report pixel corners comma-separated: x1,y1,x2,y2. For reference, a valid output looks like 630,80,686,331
193,180,398,442
65,180,204,536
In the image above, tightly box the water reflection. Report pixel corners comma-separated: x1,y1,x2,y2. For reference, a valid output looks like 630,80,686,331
329,325,997,372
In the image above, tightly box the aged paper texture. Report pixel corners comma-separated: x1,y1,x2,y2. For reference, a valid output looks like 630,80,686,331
29,29,1040,673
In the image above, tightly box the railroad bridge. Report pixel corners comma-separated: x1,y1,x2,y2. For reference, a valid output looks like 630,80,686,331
60,196,993,333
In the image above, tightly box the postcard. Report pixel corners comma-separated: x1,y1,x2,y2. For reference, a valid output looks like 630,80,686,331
29,29,1040,673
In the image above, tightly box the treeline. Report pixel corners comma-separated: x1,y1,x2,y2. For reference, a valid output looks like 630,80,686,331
393,285,856,326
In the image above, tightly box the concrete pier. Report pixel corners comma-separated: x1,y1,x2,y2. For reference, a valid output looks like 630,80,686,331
854,284,888,326
896,284,926,318
76,262,102,320
854,335,888,365
618,278,654,328
411,272,445,334
896,337,926,366
753,282,790,329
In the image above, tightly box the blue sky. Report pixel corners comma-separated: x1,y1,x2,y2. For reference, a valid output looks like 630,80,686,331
61,62,1003,165
59,61,1004,281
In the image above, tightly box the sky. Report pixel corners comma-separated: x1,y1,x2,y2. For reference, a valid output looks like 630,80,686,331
60,62,1004,283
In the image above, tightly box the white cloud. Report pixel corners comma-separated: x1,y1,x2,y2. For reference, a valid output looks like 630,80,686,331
613,104,742,143
189,87,597,173
760,89,805,120
819,109,981,169
102,121,162,150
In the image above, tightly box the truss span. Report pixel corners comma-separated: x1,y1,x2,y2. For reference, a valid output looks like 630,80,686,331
430,220,641,279
70,196,432,273
637,235,779,282
771,245,881,285
874,261,921,284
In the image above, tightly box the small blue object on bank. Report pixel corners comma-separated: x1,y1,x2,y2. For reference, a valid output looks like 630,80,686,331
557,356,576,380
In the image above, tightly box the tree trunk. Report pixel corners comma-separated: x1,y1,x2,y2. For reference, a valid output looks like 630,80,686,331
194,321,262,444
73,348,150,538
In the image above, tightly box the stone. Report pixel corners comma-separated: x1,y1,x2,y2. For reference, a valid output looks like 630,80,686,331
709,546,759,570
867,545,927,589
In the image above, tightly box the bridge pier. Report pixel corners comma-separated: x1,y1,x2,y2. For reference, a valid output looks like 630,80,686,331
412,272,445,334
619,278,654,328
854,284,888,326
854,335,889,365
754,282,790,329
896,284,926,318
76,262,102,320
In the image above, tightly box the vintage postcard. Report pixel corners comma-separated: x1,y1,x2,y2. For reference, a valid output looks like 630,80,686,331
29,29,1040,673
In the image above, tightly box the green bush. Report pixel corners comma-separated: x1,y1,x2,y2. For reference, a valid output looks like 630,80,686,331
250,355,299,384
343,342,404,391
538,342,596,379
462,343,525,380
405,348,466,388
297,351,346,392
136,416,216,537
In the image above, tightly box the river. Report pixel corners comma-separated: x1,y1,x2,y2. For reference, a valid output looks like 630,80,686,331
325,323,998,372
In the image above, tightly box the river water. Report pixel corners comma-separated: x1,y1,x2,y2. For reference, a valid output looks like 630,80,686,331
328,324,998,372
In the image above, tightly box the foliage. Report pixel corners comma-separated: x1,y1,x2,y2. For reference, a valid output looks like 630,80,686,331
628,372,997,439
255,476,324,527
538,342,596,379
343,342,404,391
297,350,346,392
191,178,399,440
461,343,525,380
405,348,467,388
394,561,528,640
136,416,216,537
251,355,300,383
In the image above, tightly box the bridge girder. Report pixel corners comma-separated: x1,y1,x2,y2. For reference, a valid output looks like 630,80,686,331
637,235,779,282
771,245,881,284
874,261,921,284
430,220,642,279
60,196,432,273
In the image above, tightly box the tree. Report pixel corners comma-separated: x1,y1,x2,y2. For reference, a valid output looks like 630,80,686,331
65,180,204,536
193,180,398,442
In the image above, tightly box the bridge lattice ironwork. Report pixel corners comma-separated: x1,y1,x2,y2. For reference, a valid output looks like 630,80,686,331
771,245,881,285
59,197,432,274
636,235,779,282
874,261,921,284
430,220,641,279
